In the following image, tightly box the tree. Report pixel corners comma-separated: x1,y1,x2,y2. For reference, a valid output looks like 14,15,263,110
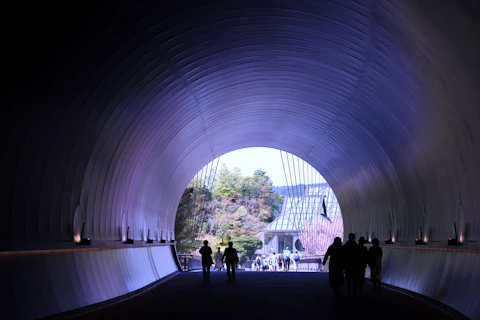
231,235,263,264
212,165,244,199
174,180,211,253
298,214,343,255
175,164,283,254
213,166,283,222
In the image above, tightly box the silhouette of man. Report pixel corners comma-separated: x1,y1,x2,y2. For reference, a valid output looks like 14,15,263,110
199,240,212,281
323,237,344,297
343,233,360,295
222,241,239,280
357,237,369,291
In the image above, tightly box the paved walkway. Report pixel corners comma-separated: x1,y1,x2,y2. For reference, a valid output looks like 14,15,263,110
73,271,456,320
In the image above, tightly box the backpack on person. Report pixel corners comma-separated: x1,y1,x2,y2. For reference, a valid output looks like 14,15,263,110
293,253,300,261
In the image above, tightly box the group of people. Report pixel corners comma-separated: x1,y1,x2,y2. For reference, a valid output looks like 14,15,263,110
251,248,301,272
199,240,303,281
199,240,239,281
323,233,383,297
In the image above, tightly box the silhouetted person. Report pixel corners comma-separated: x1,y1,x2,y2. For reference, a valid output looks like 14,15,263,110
358,237,369,291
222,241,239,280
369,238,383,290
199,240,213,281
323,237,344,297
343,232,360,294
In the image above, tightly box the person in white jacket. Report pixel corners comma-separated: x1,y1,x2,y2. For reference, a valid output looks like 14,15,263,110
270,252,277,271
214,247,224,271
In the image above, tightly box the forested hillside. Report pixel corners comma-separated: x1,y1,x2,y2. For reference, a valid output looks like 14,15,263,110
175,165,283,262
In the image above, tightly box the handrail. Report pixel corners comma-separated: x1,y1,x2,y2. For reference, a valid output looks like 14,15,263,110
177,254,202,271
244,255,325,271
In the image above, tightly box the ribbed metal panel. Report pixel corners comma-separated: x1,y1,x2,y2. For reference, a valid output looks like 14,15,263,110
1,0,480,317
0,246,178,318
2,0,479,247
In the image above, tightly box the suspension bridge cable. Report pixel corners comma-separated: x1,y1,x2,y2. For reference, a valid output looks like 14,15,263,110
280,150,293,200
209,157,220,192
298,156,306,229
287,153,302,232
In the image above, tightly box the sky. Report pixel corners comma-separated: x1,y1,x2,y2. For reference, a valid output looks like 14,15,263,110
218,147,287,186
214,147,324,187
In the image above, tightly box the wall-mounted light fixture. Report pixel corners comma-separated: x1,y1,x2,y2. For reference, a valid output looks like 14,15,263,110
448,222,460,246
415,239,425,245
124,226,134,244
415,227,426,245
146,229,153,243
385,229,393,244
77,222,91,245
364,231,371,244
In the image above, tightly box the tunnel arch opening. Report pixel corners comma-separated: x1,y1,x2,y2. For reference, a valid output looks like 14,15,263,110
173,147,344,260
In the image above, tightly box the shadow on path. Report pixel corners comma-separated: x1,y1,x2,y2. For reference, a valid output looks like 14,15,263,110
73,271,455,320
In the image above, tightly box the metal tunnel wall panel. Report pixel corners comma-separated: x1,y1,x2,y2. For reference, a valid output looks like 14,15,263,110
0,246,178,319
365,248,480,319
1,0,480,318
1,0,479,248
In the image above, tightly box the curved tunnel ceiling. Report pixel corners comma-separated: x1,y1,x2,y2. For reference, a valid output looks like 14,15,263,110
2,0,480,248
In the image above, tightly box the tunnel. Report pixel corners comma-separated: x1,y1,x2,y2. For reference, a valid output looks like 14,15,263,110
1,0,480,318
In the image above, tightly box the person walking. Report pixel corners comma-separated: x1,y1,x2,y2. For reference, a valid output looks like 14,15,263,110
214,247,224,271
199,240,213,281
262,255,269,271
255,254,262,271
270,252,277,271
292,251,300,271
222,241,239,280
323,237,345,298
358,237,369,291
278,252,284,271
343,233,360,295
369,238,383,290
283,246,291,271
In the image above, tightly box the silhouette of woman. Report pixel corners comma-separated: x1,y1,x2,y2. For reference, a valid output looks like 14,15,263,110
369,238,383,290
323,237,344,297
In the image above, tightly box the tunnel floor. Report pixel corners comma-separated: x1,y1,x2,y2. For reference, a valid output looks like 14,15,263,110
71,271,455,320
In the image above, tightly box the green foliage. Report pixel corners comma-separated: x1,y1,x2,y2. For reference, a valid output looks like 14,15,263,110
231,235,263,263
212,165,244,199
175,163,283,254
174,182,211,253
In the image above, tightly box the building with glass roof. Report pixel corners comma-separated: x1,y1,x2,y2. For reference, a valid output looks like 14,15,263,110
256,185,343,255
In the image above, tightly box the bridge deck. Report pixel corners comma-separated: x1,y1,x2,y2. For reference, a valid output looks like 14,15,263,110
72,271,456,319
